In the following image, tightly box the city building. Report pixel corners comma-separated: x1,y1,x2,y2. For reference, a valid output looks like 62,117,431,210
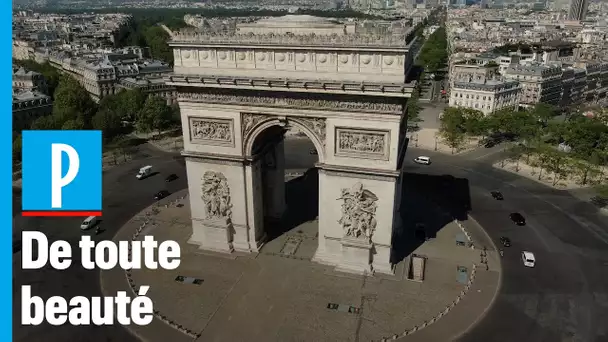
449,79,521,115
12,90,53,132
503,64,562,107
13,67,48,94
568,0,589,21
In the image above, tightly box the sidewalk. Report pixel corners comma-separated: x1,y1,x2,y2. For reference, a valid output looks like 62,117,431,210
409,128,480,155
100,191,195,342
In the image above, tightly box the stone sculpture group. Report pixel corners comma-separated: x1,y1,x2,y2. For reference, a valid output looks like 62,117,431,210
337,183,379,242
201,171,232,221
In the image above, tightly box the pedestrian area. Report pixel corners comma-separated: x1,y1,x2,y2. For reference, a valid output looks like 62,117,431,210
102,190,500,342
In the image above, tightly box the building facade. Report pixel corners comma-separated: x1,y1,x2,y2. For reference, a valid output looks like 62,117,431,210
449,79,521,115
503,64,562,107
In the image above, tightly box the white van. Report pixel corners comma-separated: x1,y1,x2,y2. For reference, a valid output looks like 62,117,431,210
80,216,98,230
413,156,431,165
136,165,153,179
521,251,535,267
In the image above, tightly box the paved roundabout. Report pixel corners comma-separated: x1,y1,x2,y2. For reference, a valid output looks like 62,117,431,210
405,147,608,342
13,140,608,342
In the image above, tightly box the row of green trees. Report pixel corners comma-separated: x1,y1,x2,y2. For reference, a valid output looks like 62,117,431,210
417,26,448,74
439,104,608,185
13,66,179,162
406,11,447,132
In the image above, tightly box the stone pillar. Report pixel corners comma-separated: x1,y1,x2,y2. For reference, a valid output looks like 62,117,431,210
264,139,286,221
184,157,250,254
313,168,397,275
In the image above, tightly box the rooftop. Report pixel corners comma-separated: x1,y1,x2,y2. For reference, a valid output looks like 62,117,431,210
171,15,414,49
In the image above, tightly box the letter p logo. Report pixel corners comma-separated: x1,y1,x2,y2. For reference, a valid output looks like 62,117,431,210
21,130,102,217
51,143,80,208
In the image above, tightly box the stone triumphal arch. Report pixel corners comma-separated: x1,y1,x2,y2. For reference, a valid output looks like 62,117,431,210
166,15,417,275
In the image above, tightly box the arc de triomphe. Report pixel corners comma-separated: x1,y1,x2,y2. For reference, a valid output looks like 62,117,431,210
166,15,417,275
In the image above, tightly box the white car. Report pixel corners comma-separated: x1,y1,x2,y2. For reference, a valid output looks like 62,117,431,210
521,251,535,267
80,216,98,230
413,156,431,165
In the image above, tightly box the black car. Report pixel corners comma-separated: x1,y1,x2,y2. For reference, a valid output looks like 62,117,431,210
154,190,170,200
165,173,178,182
484,140,496,148
310,149,318,155
509,212,526,225
491,190,504,200
499,236,511,247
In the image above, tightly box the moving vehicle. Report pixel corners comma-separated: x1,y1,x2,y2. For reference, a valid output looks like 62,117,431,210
491,190,504,200
310,149,318,155
509,212,526,226
80,216,98,230
413,156,431,165
154,190,170,200
165,174,178,182
499,236,511,247
521,251,535,267
136,165,153,179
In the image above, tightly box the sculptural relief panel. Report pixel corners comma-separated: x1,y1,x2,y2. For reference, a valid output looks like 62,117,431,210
337,183,378,242
337,53,358,73
189,117,235,147
181,49,200,67
255,50,274,69
173,49,182,66
315,51,338,72
201,171,233,222
335,127,390,160
295,51,315,72
274,51,295,71
216,49,236,68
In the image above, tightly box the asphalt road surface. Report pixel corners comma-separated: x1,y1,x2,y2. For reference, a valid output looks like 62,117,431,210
13,138,608,342
13,144,187,342
406,147,608,342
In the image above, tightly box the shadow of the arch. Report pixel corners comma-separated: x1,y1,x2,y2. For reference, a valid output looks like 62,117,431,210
390,172,472,265
265,168,319,241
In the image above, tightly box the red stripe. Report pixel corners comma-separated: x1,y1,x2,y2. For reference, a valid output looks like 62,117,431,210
22,211,102,217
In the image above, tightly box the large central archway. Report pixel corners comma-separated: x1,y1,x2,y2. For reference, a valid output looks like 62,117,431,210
247,121,321,255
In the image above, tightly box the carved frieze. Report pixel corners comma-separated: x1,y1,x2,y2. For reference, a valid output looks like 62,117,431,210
201,171,232,221
337,183,378,242
172,31,410,48
295,117,326,145
335,128,389,160
189,117,234,146
177,92,402,114
242,113,271,140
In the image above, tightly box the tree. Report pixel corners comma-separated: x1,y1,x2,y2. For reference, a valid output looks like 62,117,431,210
97,89,145,122
531,103,557,122
439,107,466,153
406,91,422,132
52,76,97,127
93,109,124,143
538,147,568,186
31,116,60,130
461,108,486,136
61,119,85,130
13,134,22,163
136,96,172,135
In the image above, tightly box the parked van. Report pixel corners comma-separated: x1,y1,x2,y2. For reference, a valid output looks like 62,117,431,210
413,156,431,165
136,165,153,179
521,251,535,267
80,216,98,230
